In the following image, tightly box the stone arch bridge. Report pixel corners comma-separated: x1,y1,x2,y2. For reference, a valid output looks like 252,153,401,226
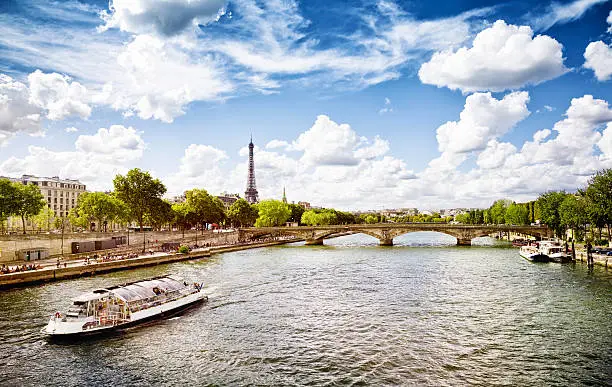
238,223,553,246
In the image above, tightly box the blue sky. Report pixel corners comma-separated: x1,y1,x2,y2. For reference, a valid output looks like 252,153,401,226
0,0,611,210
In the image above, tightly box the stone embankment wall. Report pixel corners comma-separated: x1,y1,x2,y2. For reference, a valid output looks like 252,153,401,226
0,239,302,289
0,230,239,262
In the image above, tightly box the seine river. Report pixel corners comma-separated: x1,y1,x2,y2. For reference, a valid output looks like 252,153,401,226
1,233,611,386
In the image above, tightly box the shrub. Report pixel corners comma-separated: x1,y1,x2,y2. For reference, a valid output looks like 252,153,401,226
593,239,609,247
178,245,190,254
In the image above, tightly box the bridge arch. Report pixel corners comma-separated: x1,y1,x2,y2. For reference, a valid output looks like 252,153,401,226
239,224,553,247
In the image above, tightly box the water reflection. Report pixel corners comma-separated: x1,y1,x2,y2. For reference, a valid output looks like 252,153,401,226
0,233,610,386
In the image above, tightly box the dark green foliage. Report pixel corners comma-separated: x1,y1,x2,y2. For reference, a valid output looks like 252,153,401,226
536,191,568,238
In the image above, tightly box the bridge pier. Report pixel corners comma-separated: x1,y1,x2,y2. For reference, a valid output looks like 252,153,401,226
457,238,472,246
379,238,393,246
305,238,324,246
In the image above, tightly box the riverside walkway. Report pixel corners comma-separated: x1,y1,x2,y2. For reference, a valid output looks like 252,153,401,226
0,237,303,289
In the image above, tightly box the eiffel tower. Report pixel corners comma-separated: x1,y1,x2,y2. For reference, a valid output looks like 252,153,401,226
244,136,259,204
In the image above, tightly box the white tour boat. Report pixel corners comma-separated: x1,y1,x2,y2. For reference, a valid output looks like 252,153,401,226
44,275,207,337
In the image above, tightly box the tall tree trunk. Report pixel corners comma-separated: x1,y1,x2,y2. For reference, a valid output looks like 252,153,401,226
21,214,26,234
140,217,145,253
599,227,602,240
60,223,64,255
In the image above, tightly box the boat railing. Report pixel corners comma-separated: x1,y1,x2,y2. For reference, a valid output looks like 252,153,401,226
126,287,198,313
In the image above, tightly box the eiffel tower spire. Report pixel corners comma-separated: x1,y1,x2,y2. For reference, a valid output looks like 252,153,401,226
282,186,287,203
245,136,259,203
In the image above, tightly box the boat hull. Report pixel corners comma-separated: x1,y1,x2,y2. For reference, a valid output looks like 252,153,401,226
520,251,550,262
45,292,207,338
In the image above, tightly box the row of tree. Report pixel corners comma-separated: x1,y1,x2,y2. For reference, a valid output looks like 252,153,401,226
536,169,612,243
451,169,612,243
3,168,611,245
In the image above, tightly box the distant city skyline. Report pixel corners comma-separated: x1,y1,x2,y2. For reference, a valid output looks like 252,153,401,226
0,0,611,210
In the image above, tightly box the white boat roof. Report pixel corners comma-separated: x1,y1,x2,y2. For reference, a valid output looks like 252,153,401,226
71,276,189,304
108,276,188,303
73,291,109,303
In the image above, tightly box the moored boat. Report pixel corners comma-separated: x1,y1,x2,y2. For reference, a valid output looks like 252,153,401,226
519,245,550,262
538,241,572,263
43,275,207,337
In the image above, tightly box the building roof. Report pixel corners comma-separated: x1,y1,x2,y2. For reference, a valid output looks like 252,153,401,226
2,174,85,186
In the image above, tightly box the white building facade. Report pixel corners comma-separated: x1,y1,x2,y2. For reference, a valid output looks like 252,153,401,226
4,175,87,218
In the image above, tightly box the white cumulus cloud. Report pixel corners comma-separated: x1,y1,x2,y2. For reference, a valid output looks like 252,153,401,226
96,35,233,122
27,70,91,121
418,20,568,92
435,91,530,155
265,139,289,149
99,0,227,36
0,125,146,190
0,71,92,146
0,74,43,146
584,41,612,81
598,123,612,158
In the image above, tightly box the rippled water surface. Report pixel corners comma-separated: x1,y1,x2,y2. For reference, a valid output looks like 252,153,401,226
1,233,611,386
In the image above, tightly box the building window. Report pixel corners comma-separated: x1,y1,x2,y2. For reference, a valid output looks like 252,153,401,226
48,190,51,196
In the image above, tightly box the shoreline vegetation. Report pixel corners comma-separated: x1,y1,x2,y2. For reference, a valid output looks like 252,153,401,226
1,168,611,268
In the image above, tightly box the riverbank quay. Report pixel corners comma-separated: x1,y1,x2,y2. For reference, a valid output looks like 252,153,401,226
0,238,303,290
574,249,610,268
0,229,238,263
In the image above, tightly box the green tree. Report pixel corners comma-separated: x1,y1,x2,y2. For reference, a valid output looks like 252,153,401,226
560,194,589,241
0,179,18,233
536,191,567,238
255,200,291,227
73,192,125,232
172,202,193,238
53,216,71,255
32,207,56,231
146,199,174,230
67,207,88,230
227,198,258,227
583,169,612,241
504,203,529,225
364,214,378,224
489,199,511,224
288,203,305,225
13,183,45,234
185,188,226,230
300,210,319,226
113,168,166,251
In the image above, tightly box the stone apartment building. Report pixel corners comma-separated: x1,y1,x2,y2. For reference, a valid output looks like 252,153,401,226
3,174,87,218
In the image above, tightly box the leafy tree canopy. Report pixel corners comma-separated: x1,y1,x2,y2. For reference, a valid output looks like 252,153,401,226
227,198,258,227
113,168,166,230
255,200,291,227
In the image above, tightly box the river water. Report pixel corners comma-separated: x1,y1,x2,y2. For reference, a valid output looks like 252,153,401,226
0,233,610,386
